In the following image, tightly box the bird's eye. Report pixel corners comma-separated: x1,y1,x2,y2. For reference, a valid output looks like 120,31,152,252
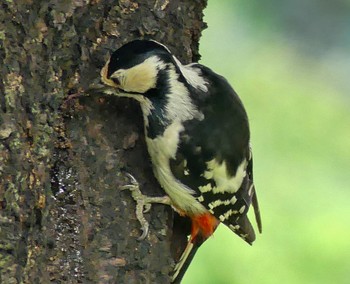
112,77,121,85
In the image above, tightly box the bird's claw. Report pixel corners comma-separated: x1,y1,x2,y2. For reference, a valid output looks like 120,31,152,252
138,224,149,241
121,173,151,240
143,204,152,213
121,172,172,240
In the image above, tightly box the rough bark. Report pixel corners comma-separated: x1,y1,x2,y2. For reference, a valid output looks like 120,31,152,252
0,0,207,283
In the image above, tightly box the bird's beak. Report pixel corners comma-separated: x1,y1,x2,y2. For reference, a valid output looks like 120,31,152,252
86,78,115,96
86,60,121,96
87,77,106,92
86,77,122,97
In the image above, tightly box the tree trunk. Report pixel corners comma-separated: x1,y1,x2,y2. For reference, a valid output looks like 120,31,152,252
0,0,207,283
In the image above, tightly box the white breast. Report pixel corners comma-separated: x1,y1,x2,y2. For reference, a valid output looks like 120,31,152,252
138,63,207,215
145,121,206,216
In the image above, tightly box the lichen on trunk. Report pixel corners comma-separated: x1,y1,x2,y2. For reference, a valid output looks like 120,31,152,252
0,0,207,282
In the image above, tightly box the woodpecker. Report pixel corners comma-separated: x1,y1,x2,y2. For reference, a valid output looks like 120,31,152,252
96,39,262,282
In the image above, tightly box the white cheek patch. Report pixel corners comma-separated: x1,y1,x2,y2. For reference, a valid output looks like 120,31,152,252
120,56,166,93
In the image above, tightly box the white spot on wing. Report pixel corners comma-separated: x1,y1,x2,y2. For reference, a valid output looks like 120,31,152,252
198,183,212,193
183,160,188,167
239,205,246,214
248,184,254,196
219,209,237,222
194,146,201,154
206,196,238,217
208,199,232,210
229,224,240,231
230,196,237,205
203,159,248,194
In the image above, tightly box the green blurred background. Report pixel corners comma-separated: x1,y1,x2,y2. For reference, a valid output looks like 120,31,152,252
184,1,350,283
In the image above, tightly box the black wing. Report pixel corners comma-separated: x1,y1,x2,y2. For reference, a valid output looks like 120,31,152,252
170,64,261,243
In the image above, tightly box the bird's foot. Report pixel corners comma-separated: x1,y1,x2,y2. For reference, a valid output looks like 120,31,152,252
121,173,171,240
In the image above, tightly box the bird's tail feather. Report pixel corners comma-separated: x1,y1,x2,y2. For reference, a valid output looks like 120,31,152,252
171,239,201,283
252,186,262,233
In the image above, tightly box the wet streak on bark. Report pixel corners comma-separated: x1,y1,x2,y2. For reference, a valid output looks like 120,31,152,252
0,0,207,283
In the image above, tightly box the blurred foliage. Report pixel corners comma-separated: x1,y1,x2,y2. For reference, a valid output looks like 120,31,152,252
183,1,350,283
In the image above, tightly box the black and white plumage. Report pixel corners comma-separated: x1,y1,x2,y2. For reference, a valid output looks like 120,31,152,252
98,39,261,282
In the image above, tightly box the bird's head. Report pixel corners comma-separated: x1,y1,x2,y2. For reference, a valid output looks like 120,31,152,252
100,40,173,95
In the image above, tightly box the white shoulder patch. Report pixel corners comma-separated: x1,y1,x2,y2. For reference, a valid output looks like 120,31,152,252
163,65,204,123
116,56,166,93
173,57,208,92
